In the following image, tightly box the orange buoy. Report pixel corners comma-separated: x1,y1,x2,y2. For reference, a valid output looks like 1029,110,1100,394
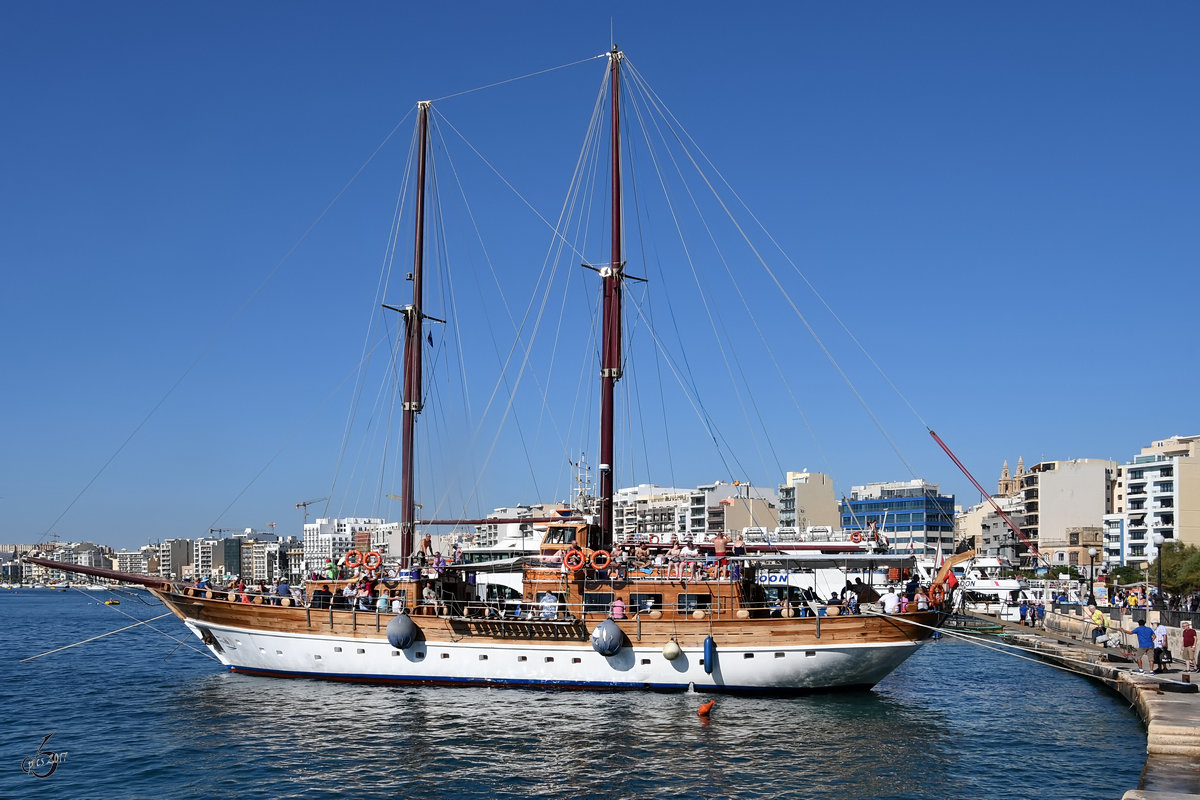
697,700,715,717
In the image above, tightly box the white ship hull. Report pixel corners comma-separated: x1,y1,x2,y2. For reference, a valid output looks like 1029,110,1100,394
186,618,925,692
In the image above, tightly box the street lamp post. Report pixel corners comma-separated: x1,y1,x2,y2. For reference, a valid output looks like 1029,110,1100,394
1151,533,1165,608
1087,547,1098,605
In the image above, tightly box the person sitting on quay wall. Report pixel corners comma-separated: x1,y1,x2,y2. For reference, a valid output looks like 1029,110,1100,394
1087,605,1106,641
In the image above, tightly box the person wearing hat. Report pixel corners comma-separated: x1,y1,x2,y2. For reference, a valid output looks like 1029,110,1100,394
1182,620,1196,672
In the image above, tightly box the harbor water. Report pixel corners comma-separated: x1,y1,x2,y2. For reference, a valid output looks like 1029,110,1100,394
2,590,1143,799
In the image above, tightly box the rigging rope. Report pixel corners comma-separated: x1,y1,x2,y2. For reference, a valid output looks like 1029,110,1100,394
862,609,1166,685
43,105,417,538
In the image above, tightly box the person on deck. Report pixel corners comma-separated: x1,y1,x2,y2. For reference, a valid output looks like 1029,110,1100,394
853,578,881,604
422,583,442,615
879,588,900,614
611,596,626,620
914,587,929,611
632,543,651,571
611,543,628,578
665,542,684,580
711,532,730,580
680,540,700,580
310,584,333,609
540,590,559,619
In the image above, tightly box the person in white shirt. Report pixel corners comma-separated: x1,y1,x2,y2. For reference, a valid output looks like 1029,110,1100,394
540,590,559,619
1154,619,1170,673
879,589,901,614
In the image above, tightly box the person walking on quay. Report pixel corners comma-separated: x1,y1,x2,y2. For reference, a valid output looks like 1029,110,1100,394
1125,618,1156,673
1181,621,1197,671
1154,618,1170,673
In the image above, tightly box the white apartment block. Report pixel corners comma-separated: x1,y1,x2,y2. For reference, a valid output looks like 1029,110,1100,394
1105,434,1200,568
302,517,383,574
613,485,691,539
114,547,154,574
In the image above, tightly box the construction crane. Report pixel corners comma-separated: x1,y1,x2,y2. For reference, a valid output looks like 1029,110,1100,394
296,497,330,525
208,528,240,537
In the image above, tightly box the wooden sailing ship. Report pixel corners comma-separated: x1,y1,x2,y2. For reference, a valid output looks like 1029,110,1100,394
29,48,949,692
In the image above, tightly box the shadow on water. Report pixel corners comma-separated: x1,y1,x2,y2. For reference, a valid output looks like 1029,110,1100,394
2,592,1143,800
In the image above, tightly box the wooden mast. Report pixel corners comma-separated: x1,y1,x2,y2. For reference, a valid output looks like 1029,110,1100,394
400,100,430,567
597,47,623,551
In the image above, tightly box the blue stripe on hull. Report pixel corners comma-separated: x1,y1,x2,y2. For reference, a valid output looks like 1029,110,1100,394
226,665,876,694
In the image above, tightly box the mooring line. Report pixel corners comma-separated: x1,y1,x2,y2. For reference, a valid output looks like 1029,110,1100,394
95,595,222,662
861,609,1171,684
20,613,174,662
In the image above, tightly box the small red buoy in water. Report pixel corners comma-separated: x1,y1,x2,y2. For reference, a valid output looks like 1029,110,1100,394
697,700,715,717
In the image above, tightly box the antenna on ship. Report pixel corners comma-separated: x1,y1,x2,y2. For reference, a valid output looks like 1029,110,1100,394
568,453,595,515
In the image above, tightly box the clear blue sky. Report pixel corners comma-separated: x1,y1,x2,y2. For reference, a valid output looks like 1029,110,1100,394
3,3,1197,550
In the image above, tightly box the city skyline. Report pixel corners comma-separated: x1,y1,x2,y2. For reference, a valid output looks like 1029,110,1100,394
5,4,1197,550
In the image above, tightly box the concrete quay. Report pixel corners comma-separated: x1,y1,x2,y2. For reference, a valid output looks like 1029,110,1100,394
967,609,1200,799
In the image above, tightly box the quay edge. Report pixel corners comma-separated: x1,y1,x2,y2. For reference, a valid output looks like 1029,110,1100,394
998,608,1200,799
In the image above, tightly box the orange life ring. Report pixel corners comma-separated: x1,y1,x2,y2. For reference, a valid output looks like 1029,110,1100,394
929,584,946,605
364,551,383,570
850,531,863,543
564,550,586,571
590,550,612,570
648,535,659,544
345,550,364,569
